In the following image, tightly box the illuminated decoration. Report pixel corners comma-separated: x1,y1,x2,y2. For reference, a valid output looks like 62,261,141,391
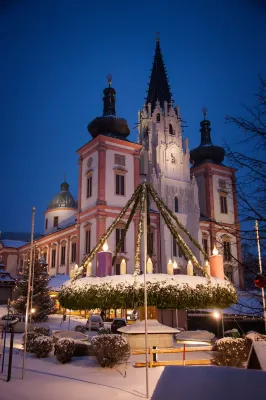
103,241,108,252
212,245,219,256
254,274,266,288
167,259,173,275
120,259,127,275
204,260,210,276
86,261,92,277
146,258,153,274
187,260,193,276
213,310,221,320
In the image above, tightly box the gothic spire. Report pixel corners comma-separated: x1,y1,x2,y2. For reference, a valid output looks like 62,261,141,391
146,36,172,110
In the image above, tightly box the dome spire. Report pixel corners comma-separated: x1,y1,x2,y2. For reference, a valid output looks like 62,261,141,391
190,110,225,167
103,74,116,116
146,35,172,110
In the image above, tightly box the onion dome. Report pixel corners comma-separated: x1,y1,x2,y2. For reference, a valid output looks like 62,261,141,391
47,181,77,210
190,108,225,167
88,75,130,140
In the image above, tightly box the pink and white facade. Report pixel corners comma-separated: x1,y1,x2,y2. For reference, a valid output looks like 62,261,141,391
0,38,243,288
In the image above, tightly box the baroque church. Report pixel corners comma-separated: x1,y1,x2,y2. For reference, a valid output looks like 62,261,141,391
0,38,243,289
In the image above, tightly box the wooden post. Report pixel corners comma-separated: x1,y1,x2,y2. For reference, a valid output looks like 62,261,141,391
149,347,153,368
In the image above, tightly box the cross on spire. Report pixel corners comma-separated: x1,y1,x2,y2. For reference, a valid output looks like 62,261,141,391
107,74,112,87
202,107,207,120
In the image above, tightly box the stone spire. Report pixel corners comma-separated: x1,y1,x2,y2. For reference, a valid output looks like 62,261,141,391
146,35,172,110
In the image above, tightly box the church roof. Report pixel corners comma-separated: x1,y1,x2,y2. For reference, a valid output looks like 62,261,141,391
88,75,130,140
47,181,77,211
190,110,225,167
146,37,172,110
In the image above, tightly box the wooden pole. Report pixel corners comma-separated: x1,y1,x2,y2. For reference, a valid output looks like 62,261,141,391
143,183,149,398
22,206,36,379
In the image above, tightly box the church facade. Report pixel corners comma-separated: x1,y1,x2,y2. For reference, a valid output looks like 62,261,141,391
0,38,243,288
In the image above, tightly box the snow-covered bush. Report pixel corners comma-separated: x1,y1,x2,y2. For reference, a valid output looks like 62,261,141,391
33,335,53,358
98,326,112,335
74,324,86,333
224,328,240,338
54,338,75,364
91,334,130,368
22,331,38,353
33,326,50,336
214,337,250,367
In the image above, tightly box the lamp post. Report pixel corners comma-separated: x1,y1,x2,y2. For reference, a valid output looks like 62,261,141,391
255,220,266,333
143,184,149,399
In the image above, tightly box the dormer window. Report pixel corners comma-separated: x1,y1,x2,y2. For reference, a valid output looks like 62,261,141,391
169,123,174,135
156,113,160,123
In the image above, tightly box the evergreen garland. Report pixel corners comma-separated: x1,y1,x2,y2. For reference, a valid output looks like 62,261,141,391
58,277,237,311
134,183,146,273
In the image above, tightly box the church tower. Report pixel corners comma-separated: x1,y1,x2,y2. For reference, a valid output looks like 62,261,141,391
138,37,202,271
190,110,244,287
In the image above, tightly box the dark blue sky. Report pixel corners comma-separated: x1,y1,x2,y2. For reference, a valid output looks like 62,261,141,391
1,0,266,233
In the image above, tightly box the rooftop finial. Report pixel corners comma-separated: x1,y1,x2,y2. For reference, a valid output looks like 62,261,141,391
107,74,112,87
156,32,160,42
202,107,207,120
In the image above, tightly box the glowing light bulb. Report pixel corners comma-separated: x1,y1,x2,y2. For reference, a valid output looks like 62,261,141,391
212,245,218,256
103,241,108,251
168,259,172,264
213,311,220,320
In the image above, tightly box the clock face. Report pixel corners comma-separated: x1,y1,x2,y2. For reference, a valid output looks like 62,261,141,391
87,157,93,168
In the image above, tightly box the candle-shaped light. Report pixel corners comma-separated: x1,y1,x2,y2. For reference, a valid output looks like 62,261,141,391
187,260,193,276
97,240,112,277
146,257,153,273
204,260,211,276
167,259,174,275
86,261,92,277
209,245,224,279
120,258,127,274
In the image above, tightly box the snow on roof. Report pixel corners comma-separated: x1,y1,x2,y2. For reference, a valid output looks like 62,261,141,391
49,275,70,291
63,273,232,290
0,239,28,248
118,319,179,334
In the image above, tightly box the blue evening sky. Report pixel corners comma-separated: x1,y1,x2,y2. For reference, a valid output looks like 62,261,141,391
1,0,266,233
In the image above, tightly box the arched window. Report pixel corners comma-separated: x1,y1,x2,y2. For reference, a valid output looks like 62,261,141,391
174,197,179,213
144,126,149,138
156,113,160,122
169,123,174,135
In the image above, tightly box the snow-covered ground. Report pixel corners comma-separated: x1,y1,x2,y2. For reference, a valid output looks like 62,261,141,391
0,313,215,399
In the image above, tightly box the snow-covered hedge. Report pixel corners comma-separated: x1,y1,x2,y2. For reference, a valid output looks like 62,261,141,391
58,274,237,310
98,326,112,335
22,331,39,353
54,338,75,364
214,337,251,367
74,324,86,333
33,335,53,358
33,326,50,336
91,334,130,368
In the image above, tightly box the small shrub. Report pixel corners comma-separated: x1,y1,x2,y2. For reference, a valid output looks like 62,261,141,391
22,331,38,353
98,326,112,335
33,336,53,358
33,326,50,336
55,338,75,364
74,324,86,333
91,334,130,368
214,337,251,367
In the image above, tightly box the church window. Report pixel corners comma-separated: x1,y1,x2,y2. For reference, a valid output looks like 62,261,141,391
225,265,234,283
85,229,91,254
202,237,208,255
43,252,47,261
220,195,228,214
174,197,179,213
116,227,125,253
71,242,76,263
223,241,231,262
156,113,160,122
53,216,59,227
61,246,66,265
114,154,125,166
219,179,226,190
87,175,92,198
51,249,56,268
115,174,125,195
169,123,174,135
45,218,48,230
